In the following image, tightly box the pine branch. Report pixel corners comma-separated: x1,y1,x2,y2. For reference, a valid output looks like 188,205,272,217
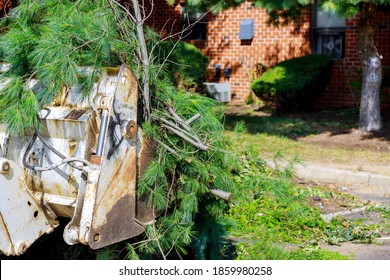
66,33,106,58
151,212,167,260
210,189,232,201
106,0,133,41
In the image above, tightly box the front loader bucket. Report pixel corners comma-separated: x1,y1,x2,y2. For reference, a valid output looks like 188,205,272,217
0,64,155,256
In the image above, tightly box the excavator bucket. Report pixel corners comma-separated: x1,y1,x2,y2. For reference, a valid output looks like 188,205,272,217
0,64,155,256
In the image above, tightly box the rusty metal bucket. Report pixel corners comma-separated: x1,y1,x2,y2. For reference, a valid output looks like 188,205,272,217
0,64,155,256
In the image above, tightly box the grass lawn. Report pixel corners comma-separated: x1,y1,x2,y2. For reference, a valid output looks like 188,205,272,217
224,106,390,174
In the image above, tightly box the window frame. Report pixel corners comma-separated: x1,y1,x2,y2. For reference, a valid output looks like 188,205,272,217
311,2,346,59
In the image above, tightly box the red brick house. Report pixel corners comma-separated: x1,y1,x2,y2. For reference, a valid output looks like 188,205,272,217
147,0,390,109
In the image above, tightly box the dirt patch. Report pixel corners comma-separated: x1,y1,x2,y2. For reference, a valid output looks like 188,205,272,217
301,129,390,152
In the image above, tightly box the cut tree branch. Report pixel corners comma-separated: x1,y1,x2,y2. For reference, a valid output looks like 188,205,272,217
162,124,208,151
131,0,151,119
156,139,179,156
167,105,191,131
185,113,200,125
159,116,205,146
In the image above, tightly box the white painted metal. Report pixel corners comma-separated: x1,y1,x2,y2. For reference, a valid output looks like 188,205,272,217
0,159,57,256
78,167,100,245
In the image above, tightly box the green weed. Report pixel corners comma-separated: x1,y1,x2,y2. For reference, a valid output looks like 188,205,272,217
235,241,349,260
368,204,390,235
324,217,380,245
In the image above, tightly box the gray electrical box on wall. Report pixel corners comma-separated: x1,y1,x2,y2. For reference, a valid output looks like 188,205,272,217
240,19,254,40
204,83,231,103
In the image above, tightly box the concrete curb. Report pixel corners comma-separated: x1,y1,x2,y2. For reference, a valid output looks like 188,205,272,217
266,160,390,203
375,237,390,244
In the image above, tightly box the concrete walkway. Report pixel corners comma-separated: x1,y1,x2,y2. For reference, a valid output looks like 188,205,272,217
294,163,390,203
267,160,390,203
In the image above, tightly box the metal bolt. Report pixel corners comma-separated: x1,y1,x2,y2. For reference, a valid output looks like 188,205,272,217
94,234,100,242
99,96,111,110
122,120,137,139
0,159,10,175
15,242,28,255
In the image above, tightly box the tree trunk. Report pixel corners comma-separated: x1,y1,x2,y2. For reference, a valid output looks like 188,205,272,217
358,2,382,132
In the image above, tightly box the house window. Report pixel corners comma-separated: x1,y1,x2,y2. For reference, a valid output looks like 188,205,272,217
312,3,346,58
181,7,207,40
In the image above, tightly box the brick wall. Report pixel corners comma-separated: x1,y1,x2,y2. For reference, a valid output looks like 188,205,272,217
148,1,311,102
148,1,390,108
145,0,183,36
315,7,390,109
200,2,312,103
0,0,12,17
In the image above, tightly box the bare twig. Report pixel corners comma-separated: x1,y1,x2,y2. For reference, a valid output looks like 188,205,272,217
210,189,232,201
185,113,201,125
150,7,216,74
162,124,208,151
156,139,179,156
107,0,132,40
167,105,192,131
111,0,136,22
154,38,183,77
159,116,203,144
162,129,201,155
142,0,154,22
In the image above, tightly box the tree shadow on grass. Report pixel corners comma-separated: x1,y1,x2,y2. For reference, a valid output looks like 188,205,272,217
224,106,390,152
224,106,358,140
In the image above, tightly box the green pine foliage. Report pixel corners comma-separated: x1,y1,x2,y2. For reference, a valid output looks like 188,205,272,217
0,77,40,132
136,84,236,259
0,0,137,133
189,0,389,21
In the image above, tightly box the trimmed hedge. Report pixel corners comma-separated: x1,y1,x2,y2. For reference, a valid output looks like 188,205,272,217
250,54,333,110
159,41,209,91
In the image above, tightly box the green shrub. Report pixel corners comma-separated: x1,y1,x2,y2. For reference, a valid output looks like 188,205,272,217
159,41,209,91
250,54,333,110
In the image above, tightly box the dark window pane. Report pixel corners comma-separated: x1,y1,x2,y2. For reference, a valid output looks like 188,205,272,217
182,10,207,40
